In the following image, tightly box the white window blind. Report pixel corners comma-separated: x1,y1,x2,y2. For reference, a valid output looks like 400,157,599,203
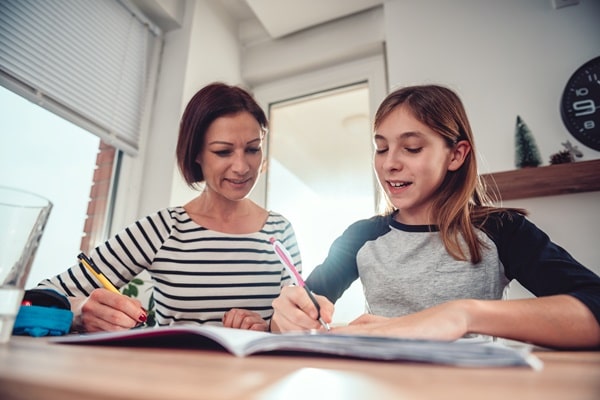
0,0,160,155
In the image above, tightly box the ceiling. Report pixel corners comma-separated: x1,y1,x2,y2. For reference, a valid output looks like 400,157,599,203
221,0,383,38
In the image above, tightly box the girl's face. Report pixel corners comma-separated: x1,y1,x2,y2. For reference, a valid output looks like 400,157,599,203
373,105,467,225
197,111,264,202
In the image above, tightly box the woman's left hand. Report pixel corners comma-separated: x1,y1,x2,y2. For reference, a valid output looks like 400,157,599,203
222,308,268,331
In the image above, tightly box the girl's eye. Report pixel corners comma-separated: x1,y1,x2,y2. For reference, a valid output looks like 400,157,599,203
405,147,422,154
246,147,261,154
213,150,232,157
375,148,388,154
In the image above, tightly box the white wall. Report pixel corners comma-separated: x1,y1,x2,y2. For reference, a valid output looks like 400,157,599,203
116,0,599,280
384,0,600,171
383,0,600,276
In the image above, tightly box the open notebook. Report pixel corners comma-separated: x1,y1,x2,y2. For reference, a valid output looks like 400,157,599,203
50,324,542,369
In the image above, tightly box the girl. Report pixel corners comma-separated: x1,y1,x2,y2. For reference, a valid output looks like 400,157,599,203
271,84,600,349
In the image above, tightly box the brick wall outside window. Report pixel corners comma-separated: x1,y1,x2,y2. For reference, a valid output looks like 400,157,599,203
80,141,115,254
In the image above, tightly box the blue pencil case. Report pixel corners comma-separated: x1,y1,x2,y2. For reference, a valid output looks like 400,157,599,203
12,289,73,337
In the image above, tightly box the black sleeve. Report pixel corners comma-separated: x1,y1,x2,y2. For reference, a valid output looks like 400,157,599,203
306,215,391,303
485,211,600,325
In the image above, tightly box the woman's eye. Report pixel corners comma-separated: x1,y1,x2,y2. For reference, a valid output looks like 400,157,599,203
246,147,261,154
375,148,388,154
405,147,422,154
213,150,232,157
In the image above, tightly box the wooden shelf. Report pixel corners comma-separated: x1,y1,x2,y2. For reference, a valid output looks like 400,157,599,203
480,159,600,200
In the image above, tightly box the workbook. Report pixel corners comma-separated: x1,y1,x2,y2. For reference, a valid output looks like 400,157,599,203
50,324,541,369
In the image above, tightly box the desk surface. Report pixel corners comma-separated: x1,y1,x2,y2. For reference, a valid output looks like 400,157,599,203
1,336,599,400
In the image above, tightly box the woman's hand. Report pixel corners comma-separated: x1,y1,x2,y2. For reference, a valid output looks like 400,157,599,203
70,289,147,332
222,308,268,331
270,286,334,333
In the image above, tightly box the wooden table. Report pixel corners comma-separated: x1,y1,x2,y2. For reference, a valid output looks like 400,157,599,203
1,336,599,400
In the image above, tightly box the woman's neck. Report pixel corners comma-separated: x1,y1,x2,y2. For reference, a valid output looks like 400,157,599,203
184,191,267,234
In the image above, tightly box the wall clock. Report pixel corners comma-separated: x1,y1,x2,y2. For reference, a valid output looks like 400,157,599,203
560,56,600,151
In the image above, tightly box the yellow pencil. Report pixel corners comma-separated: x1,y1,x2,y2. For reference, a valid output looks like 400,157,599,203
77,252,120,294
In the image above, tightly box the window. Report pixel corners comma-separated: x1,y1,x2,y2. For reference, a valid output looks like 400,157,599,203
0,86,103,288
0,0,160,155
0,0,162,288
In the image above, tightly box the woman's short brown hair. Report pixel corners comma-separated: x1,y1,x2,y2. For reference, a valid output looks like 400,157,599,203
176,82,268,189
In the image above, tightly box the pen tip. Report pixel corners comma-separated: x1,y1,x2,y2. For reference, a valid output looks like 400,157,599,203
269,237,276,244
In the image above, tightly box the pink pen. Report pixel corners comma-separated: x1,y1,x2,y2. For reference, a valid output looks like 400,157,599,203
270,237,330,331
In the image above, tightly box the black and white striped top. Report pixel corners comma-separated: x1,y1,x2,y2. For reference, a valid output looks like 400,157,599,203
38,207,302,326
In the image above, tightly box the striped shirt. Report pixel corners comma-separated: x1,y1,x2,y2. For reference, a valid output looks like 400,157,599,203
38,207,302,326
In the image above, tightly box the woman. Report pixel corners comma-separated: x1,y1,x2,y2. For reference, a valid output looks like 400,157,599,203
39,83,302,332
271,84,600,349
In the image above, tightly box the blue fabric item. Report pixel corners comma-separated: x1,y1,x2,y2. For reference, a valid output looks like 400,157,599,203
13,305,73,337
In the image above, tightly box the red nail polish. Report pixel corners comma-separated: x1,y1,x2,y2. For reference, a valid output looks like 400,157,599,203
138,313,147,323
21,300,32,306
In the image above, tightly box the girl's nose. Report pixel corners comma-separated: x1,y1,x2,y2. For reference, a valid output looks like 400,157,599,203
382,150,402,171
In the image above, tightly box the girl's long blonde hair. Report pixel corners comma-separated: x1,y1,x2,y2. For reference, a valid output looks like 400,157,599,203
374,85,524,264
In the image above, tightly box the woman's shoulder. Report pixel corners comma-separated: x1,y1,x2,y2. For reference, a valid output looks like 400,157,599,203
266,209,287,220
135,206,189,233
265,210,294,225
264,210,298,231
148,206,187,223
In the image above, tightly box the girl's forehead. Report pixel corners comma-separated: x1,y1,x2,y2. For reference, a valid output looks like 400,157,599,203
375,107,433,138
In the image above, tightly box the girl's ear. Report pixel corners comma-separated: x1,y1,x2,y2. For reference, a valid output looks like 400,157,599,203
447,140,471,171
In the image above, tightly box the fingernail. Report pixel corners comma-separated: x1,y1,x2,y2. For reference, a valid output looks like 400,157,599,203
138,313,147,323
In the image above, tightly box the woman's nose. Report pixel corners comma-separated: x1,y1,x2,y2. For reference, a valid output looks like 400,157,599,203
231,152,250,174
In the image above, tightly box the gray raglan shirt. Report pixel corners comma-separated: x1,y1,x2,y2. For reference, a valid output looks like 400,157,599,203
306,210,600,324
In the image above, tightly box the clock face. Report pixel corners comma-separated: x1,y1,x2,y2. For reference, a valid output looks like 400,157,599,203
560,56,600,151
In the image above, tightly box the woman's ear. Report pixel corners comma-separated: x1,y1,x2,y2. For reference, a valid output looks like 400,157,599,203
260,158,268,174
447,140,471,171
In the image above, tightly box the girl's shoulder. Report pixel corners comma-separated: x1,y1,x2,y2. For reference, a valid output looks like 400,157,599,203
474,207,546,243
343,213,393,238
473,206,527,229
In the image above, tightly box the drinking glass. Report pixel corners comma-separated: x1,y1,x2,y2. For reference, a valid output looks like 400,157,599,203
0,186,52,343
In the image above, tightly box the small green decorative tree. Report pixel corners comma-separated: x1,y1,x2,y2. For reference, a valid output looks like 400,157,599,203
514,115,542,168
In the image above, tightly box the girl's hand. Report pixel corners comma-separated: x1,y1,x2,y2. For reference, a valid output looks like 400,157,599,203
222,308,268,331
332,301,469,341
70,289,147,332
270,285,334,333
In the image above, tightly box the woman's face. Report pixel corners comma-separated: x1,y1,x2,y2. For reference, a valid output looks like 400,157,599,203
373,105,463,225
196,111,264,202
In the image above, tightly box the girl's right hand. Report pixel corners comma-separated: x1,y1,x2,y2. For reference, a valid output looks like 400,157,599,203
270,285,334,332
70,288,147,332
